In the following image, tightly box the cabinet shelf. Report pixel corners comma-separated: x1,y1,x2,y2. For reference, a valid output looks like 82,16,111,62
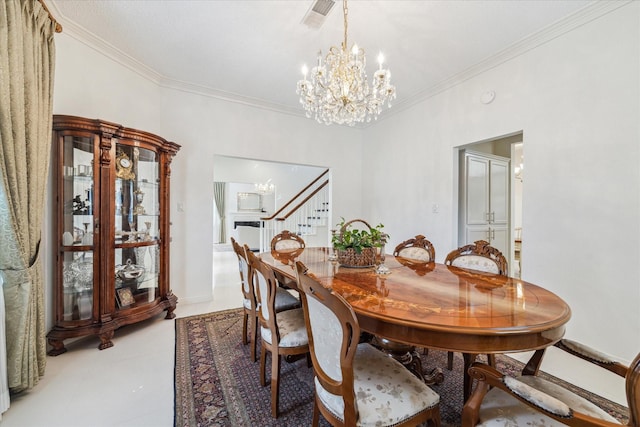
114,239,160,249
48,115,180,356
61,244,93,251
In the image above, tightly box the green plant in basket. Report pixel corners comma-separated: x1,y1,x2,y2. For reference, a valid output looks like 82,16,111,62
332,218,388,258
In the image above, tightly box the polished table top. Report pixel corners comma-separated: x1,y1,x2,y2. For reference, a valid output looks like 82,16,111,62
261,247,572,355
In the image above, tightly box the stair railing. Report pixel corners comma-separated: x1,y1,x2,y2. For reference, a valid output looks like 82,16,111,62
260,169,330,252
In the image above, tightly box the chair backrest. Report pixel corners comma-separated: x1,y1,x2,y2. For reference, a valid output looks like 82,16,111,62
393,234,435,262
271,230,305,252
231,237,253,302
444,240,508,276
246,248,279,340
296,261,360,424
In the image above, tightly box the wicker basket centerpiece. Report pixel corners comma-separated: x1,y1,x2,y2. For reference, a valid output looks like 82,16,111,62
331,218,387,268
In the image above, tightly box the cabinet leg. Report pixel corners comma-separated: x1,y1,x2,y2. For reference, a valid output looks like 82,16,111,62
98,331,114,350
47,339,67,356
165,307,176,319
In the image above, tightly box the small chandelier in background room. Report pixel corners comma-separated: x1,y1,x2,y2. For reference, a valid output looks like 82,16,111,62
296,0,396,126
255,179,275,195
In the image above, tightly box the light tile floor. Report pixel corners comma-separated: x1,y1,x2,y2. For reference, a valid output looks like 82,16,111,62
1,250,241,427
0,249,627,426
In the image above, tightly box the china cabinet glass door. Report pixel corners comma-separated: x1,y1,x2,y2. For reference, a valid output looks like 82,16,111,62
60,134,97,321
114,143,160,309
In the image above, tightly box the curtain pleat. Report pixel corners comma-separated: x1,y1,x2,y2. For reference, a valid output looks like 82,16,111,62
0,0,56,396
213,182,226,243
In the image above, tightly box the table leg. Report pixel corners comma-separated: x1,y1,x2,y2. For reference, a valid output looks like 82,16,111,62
463,353,478,401
371,337,444,385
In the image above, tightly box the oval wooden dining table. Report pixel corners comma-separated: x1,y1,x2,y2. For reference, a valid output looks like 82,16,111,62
260,247,572,400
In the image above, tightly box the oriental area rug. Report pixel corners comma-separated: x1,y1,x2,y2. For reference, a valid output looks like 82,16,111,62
174,308,629,427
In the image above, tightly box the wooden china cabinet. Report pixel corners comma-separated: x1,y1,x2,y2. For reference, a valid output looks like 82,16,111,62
47,115,180,355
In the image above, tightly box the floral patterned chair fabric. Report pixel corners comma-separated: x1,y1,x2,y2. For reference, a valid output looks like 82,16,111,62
462,339,640,427
393,234,435,263
296,261,441,427
247,250,309,418
231,238,299,362
449,255,501,274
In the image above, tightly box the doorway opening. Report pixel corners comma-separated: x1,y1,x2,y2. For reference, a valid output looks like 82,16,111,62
212,155,328,248
212,155,328,301
456,133,523,277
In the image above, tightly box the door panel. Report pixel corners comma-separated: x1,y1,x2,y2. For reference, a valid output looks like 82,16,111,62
466,226,490,244
466,156,489,225
490,226,509,261
490,160,509,225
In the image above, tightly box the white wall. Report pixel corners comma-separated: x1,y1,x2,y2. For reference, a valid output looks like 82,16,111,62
52,35,364,319
51,3,639,363
362,3,640,363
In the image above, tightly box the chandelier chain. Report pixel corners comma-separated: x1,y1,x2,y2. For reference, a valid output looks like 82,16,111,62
343,0,348,51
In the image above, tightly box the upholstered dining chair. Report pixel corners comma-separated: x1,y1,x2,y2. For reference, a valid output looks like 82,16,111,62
393,234,436,263
444,240,508,371
270,230,306,289
230,238,299,362
246,249,310,418
444,239,508,276
271,229,306,252
462,339,639,427
295,261,441,427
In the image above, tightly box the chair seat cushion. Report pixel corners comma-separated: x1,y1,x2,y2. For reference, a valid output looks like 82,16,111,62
315,343,439,426
244,289,297,312
274,288,300,312
477,375,620,426
261,308,308,348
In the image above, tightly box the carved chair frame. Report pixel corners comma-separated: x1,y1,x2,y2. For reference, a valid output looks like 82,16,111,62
444,240,508,276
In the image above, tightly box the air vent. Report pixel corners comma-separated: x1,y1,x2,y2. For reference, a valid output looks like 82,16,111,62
301,0,335,29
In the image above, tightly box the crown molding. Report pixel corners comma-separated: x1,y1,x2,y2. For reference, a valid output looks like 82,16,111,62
51,6,165,86
51,0,629,126
157,78,304,117
49,1,306,118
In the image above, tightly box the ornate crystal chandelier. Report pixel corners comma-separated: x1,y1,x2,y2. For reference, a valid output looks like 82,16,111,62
296,0,396,126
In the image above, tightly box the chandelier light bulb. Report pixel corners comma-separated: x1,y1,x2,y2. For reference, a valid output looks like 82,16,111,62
301,64,308,78
296,0,396,126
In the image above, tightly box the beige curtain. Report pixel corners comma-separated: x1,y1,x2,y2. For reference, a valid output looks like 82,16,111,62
214,182,226,243
0,0,57,394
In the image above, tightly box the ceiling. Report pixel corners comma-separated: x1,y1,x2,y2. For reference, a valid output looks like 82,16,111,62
49,0,598,119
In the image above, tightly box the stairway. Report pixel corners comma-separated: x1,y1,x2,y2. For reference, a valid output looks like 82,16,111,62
294,202,330,247
259,170,330,252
